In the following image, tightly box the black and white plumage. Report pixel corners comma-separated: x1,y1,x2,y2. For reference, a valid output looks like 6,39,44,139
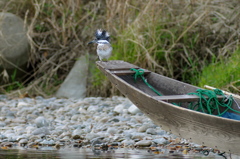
95,29,110,42
88,29,112,61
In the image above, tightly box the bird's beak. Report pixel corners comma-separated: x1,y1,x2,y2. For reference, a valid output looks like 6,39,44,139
87,39,97,45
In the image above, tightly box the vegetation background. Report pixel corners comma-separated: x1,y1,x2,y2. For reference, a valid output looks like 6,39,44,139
0,0,239,97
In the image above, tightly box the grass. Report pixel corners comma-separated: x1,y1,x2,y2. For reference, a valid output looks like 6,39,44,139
4,70,24,92
198,49,240,93
0,0,240,97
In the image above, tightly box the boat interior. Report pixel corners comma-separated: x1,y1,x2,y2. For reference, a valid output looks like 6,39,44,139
97,61,240,119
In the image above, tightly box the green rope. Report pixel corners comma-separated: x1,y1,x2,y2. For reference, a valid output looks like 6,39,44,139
188,89,240,116
130,68,240,117
130,68,162,96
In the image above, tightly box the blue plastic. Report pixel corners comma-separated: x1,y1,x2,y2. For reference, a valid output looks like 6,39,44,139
221,112,240,120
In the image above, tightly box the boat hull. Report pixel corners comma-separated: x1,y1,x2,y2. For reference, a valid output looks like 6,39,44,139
96,60,240,155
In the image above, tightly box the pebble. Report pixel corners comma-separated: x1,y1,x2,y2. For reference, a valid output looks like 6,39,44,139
17,101,30,108
121,139,135,146
40,139,55,146
107,127,117,135
113,104,126,114
146,128,157,135
135,140,152,147
0,121,6,127
35,116,49,128
0,95,221,157
128,104,141,115
19,138,28,144
138,125,150,132
153,138,170,145
32,127,50,135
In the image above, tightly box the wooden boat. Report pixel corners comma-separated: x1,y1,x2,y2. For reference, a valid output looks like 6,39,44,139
96,60,240,155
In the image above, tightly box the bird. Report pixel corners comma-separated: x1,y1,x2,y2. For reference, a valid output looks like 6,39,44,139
88,29,112,61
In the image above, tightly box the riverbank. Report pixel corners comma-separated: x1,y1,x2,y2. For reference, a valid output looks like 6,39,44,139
0,95,232,158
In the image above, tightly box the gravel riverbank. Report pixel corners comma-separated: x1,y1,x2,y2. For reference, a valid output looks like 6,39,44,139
0,95,230,158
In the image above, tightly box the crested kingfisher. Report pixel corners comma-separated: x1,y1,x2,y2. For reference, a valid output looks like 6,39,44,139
88,29,112,61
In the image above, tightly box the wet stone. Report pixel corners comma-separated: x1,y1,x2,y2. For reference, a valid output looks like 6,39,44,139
40,139,55,146
107,127,117,135
1,142,13,147
146,128,157,135
0,121,6,127
128,104,141,115
122,139,135,146
35,116,49,128
19,139,28,146
138,125,150,132
153,138,170,145
32,127,50,135
135,140,152,147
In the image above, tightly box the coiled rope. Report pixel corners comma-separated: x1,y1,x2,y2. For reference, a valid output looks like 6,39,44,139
188,89,240,116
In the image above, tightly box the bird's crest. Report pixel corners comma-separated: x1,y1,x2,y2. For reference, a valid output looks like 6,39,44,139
95,29,110,42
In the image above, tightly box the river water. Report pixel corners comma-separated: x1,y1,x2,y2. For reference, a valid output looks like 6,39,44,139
0,147,224,159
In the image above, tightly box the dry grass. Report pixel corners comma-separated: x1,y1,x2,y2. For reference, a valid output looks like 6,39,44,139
0,0,239,97
1,0,105,97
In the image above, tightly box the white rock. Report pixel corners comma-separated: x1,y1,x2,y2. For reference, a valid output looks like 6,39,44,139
56,54,88,99
40,139,55,145
35,116,49,128
78,107,87,114
0,116,5,121
0,13,29,73
11,118,26,124
152,138,169,145
146,128,157,135
138,125,150,132
32,127,50,135
0,134,6,139
71,115,79,121
135,140,152,147
107,127,117,135
17,102,30,108
72,128,83,136
85,133,100,140
14,127,26,135
26,126,36,134
8,136,18,142
157,130,167,135
5,133,16,140
0,121,6,127
87,105,99,112
99,117,109,123
113,104,125,114
131,133,146,140
61,136,70,140
121,139,135,146
26,114,37,120
59,131,72,138
122,109,128,114
19,138,28,144
51,129,63,136
128,105,141,114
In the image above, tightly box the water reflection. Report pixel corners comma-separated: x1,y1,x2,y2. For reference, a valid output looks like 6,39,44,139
0,147,223,159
